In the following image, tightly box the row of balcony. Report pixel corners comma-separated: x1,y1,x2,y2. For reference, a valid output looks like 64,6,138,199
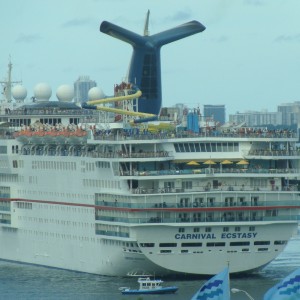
121,168,299,178
93,130,297,141
247,149,300,157
95,213,299,225
96,199,300,210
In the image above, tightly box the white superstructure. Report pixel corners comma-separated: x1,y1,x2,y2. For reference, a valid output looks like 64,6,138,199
0,83,299,276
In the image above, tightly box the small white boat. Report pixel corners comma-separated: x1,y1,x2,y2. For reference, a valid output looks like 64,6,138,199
120,277,178,295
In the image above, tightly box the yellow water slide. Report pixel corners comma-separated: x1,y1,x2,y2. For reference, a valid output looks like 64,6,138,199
86,89,157,121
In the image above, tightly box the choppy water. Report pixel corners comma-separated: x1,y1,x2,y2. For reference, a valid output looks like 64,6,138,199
0,233,299,300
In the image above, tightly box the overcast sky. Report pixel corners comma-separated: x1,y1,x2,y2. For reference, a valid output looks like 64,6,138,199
1,0,300,117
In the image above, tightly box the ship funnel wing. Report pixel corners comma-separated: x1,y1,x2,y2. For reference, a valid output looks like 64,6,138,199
151,21,205,47
100,21,144,47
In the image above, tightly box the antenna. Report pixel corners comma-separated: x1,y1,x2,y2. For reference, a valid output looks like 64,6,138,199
0,57,21,103
143,10,150,36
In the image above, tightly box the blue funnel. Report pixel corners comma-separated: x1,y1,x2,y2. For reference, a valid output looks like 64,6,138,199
100,16,205,115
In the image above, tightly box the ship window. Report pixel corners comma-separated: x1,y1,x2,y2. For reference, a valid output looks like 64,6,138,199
257,248,268,252
159,243,177,247
160,250,172,254
249,226,255,231
266,209,278,217
182,242,202,247
237,198,245,207
178,228,185,233
182,181,192,189
174,144,180,152
216,143,222,151
181,250,189,253
178,144,185,152
205,227,211,232
274,240,287,245
211,143,217,152
230,241,250,246
208,198,215,207
254,241,270,245
234,227,241,232
228,143,234,151
189,143,196,152
164,182,174,189
193,228,200,233
207,242,225,247
0,146,7,154
223,227,229,232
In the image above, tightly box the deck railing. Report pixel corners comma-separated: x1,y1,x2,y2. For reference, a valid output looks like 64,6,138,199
96,198,300,210
95,213,299,226
120,168,299,178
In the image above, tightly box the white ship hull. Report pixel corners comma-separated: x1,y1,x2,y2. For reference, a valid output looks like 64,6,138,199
0,196,297,276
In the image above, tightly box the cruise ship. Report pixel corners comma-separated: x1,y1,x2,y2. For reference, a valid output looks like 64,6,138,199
0,14,300,277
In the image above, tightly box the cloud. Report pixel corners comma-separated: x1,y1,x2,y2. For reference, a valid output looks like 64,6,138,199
62,18,92,28
156,9,193,25
15,33,42,43
168,10,193,22
274,34,300,42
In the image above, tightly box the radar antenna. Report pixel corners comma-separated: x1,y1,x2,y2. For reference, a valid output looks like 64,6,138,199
0,57,21,103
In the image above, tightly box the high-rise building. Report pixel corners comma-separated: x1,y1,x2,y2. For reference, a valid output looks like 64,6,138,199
74,76,97,103
229,110,282,127
203,105,225,125
278,102,300,126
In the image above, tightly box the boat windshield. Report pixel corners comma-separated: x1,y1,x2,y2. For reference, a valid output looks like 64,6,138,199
138,278,162,290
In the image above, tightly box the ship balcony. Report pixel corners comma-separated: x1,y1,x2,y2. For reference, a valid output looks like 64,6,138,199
93,129,298,141
89,150,174,160
0,219,11,224
0,206,11,212
245,149,300,158
0,212,11,225
94,213,299,226
96,197,300,211
119,167,300,178
95,230,129,238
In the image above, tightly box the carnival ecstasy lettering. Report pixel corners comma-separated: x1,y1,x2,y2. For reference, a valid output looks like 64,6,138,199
175,232,258,240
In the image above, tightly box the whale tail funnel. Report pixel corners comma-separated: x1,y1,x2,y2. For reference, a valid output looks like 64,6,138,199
100,12,205,115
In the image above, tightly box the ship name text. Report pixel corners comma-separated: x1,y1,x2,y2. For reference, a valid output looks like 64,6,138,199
174,232,258,240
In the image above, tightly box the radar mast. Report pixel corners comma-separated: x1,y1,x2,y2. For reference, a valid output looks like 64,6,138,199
0,57,22,103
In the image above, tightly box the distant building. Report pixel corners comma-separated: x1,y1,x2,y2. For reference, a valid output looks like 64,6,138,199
229,110,282,127
160,106,180,122
203,105,225,125
74,76,97,103
278,101,300,126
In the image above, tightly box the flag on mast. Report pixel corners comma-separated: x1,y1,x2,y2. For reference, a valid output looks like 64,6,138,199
263,267,300,300
191,267,230,300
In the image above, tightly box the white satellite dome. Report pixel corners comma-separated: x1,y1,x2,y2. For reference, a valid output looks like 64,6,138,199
56,84,74,102
88,87,105,101
34,83,52,102
12,85,27,101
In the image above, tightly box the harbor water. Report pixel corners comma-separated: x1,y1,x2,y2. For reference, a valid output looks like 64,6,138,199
0,232,299,300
